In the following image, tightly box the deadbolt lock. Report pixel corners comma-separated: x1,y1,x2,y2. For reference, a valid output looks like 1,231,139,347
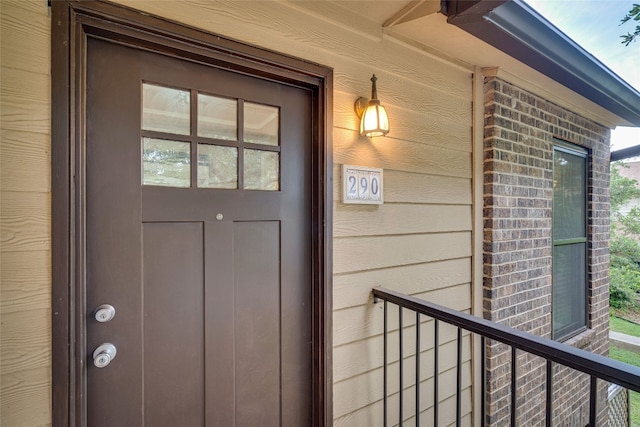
94,304,116,322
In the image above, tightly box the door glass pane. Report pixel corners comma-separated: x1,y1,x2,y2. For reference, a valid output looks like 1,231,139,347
244,102,279,146
198,94,237,141
142,84,190,135
142,138,190,187
198,144,238,189
552,243,586,339
244,149,279,191
553,149,586,239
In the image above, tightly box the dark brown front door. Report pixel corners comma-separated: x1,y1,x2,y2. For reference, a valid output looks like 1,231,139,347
85,37,312,426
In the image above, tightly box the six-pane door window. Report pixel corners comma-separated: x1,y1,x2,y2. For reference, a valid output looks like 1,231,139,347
141,83,280,190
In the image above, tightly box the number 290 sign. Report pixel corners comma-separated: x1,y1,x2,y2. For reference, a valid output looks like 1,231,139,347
342,165,383,205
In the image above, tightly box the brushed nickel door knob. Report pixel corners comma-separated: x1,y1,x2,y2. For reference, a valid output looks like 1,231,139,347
93,343,117,368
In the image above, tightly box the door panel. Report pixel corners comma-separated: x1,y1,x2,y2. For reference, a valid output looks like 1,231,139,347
234,221,281,426
86,37,312,426
143,222,205,426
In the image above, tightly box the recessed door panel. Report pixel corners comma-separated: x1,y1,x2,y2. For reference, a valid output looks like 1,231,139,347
143,222,205,426
234,221,281,425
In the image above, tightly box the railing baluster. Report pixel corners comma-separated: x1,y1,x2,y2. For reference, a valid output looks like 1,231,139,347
589,375,597,426
434,319,439,427
481,336,486,427
456,327,462,427
399,307,403,427
383,300,388,427
511,346,517,427
416,312,420,426
546,360,552,427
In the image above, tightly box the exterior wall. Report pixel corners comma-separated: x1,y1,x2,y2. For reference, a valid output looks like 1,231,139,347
1,1,475,425
483,74,610,426
0,1,52,426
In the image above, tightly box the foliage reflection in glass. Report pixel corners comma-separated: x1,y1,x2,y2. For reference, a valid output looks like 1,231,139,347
142,138,190,187
198,144,238,189
244,149,279,190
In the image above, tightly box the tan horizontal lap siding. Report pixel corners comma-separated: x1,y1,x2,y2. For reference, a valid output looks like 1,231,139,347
0,1,52,425
334,258,472,311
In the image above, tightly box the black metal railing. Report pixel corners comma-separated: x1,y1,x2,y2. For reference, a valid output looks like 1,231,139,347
372,287,640,426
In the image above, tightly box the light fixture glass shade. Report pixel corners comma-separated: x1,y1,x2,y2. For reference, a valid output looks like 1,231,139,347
360,100,389,137
356,75,390,137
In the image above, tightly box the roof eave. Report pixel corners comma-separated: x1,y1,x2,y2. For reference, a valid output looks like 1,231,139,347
445,0,640,126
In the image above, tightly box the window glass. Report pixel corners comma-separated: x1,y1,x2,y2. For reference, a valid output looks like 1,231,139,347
142,84,190,135
244,102,279,146
198,94,237,141
244,149,279,190
553,151,586,240
142,138,190,187
198,144,238,189
552,243,587,339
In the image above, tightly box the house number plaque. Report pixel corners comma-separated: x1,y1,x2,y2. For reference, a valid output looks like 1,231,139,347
342,164,383,205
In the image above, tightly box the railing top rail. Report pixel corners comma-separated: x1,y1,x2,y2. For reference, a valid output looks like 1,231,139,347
372,287,640,392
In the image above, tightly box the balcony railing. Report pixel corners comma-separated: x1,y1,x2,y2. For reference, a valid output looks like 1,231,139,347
372,287,640,426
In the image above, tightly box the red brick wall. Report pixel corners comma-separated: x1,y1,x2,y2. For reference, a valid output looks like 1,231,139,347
483,75,611,426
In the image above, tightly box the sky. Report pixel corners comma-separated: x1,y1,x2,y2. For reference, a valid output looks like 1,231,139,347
525,0,640,151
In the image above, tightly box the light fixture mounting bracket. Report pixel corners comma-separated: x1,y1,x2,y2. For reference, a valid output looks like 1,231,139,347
354,97,368,118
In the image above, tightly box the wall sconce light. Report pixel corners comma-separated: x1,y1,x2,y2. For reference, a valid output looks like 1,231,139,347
355,74,390,137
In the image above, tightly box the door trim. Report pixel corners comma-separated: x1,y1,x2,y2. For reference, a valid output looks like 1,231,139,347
51,2,333,425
